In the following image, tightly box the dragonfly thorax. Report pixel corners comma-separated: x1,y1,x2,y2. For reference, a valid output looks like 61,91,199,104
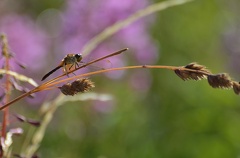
64,54,82,65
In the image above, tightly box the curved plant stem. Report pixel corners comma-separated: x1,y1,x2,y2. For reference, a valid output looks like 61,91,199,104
0,63,211,111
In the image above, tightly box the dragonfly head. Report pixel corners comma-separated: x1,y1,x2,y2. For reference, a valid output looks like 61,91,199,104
75,54,82,62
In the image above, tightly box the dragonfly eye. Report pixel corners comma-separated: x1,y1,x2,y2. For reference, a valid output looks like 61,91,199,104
75,54,82,62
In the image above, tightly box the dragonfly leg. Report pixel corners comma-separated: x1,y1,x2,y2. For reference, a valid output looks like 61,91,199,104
64,63,69,77
69,63,75,70
65,62,79,77
71,62,78,76
75,62,80,69
72,64,77,76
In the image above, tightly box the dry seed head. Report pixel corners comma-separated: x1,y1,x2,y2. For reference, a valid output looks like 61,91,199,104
59,83,75,96
207,73,233,89
233,81,240,95
59,78,95,96
71,78,95,93
185,63,209,71
175,62,211,81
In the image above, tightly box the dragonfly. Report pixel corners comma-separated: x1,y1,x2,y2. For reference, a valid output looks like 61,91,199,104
41,54,82,81
41,48,128,81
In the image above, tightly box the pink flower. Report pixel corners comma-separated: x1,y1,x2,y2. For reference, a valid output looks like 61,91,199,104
0,15,49,72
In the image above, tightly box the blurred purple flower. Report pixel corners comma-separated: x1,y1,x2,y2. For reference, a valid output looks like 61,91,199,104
59,0,158,65
0,14,49,72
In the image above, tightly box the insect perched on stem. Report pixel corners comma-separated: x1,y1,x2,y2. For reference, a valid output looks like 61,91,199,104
41,54,82,81
41,48,128,81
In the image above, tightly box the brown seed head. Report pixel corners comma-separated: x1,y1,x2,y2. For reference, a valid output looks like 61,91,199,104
207,73,233,89
71,78,95,93
233,81,240,95
175,62,211,81
59,83,75,96
59,78,95,96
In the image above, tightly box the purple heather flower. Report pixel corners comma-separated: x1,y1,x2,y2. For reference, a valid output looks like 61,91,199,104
0,15,49,73
116,21,159,64
59,0,158,64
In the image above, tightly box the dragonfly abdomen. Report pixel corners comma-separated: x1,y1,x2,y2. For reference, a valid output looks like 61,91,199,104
41,65,62,81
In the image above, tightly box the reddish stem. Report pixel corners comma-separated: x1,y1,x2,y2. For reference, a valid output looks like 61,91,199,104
2,57,10,139
0,34,12,157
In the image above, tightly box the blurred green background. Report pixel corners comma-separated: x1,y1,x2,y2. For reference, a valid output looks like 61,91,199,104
2,0,240,157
